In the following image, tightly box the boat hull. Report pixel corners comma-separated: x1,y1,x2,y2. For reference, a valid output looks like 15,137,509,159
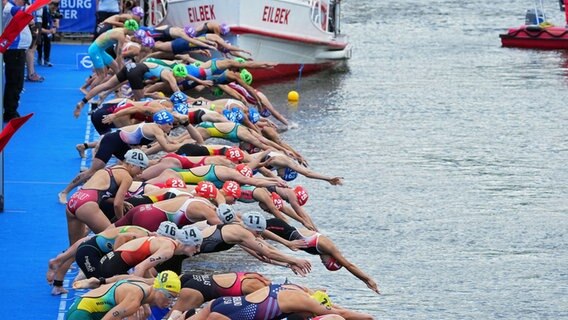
500,25,568,49
160,0,351,80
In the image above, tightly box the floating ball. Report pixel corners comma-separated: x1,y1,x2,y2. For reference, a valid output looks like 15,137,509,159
287,90,299,102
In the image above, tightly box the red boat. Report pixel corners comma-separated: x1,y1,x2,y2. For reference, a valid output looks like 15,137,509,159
500,0,568,49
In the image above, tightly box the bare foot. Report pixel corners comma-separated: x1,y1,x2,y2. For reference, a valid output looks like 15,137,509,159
73,277,100,289
46,259,58,283
51,285,68,296
74,270,86,282
58,192,68,204
75,143,86,158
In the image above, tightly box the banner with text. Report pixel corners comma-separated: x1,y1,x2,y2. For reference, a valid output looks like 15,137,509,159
58,0,96,33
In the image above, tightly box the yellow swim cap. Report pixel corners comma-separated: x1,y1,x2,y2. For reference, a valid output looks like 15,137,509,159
153,270,181,294
311,290,332,308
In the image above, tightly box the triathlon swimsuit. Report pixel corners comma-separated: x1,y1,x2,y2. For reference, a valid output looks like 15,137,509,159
66,280,146,319
179,272,265,302
99,236,176,277
208,283,291,320
66,168,121,215
75,226,149,278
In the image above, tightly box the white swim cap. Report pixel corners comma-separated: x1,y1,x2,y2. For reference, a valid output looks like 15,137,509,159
242,211,266,232
124,149,149,168
216,204,236,224
176,225,203,246
157,221,178,239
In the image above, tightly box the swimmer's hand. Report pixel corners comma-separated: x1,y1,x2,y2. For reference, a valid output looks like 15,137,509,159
290,258,312,277
287,239,308,251
199,80,214,87
74,102,83,119
303,222,318,232
367,279,380,294
102,114,115,124
329,177,344,186
73,277,101,289
123,202,133,214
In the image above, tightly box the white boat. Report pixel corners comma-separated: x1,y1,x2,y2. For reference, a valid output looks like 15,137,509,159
146,0,352,81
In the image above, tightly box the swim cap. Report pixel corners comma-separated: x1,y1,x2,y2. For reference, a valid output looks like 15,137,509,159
172,64,188,78
134,29,147,40
177,225,203,246
192,61,202,67
157,221,178,238
124,149,149,168
248,107,260,124
222,180,241,198
294,185,309,206
311,290,333,307
321,255,342,271
184,25,196,37
223,109,243,124
216,203,236,223
240,69,253,85
131,6,144,18
242,211,266,232
281,167,298,181
235,164,253,177
224,146,244,163
234,57,246,64
154,270,181,294
211,86,224,97
195,181,218,199
220,23,230,35
165,177,186,188
271,192,283,210
170,91,188,104
141,36,155,48
124,19,139,31
173,101,189,115
260,108,272,117
153,110,175,125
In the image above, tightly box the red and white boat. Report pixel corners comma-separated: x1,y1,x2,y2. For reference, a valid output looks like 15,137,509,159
147,0,351,81
500,0,568,49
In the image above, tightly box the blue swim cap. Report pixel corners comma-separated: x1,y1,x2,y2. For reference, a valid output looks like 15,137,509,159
248,107,260,124
153,110,174,124
260,108,272,117
170,91,188,104
223,108,244,124
173,102,189,115
281,167,298,181
140,97,153,102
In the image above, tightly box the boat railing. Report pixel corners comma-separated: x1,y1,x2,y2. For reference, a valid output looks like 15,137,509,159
309,0,330,32
145,0,168,26
309,0,342,35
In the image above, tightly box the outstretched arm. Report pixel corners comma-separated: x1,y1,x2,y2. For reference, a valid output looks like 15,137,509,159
321,237,380,294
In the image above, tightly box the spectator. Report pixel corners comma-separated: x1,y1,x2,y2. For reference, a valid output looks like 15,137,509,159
94,0,120,40
25,5,44,82
2,0,32,121
37,0,59,67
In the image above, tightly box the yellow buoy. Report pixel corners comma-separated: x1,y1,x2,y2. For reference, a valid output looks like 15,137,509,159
287,90,300,102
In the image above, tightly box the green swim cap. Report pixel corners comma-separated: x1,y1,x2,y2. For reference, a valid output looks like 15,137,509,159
172,64,188,77
234,57,246,64
124,19,139,31
211,87,223,97
192,61,202,67
240,69,252,85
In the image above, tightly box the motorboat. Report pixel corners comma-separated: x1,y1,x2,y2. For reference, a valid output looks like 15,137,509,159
500,0,568,49
146,0,352,80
